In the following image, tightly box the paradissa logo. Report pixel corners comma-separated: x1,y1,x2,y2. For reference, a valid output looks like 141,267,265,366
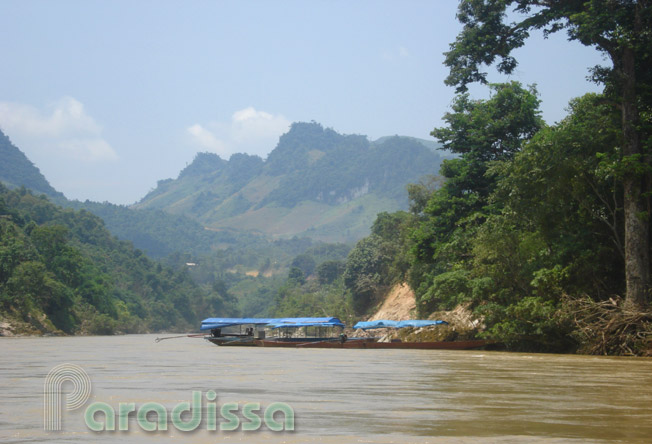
85,391,294,432
44,364,294,433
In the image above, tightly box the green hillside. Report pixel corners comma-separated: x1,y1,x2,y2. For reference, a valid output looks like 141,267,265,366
0,184,238,335
0,129,63,199
135,122,443,242
372,135,442,152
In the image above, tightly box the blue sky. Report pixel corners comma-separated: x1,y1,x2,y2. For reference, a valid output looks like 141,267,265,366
0,1,605,204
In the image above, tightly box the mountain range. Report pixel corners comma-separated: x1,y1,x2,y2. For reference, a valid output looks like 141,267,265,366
1,122,444,247
134,122,444,242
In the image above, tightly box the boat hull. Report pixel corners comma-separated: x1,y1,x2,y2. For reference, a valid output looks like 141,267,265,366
206,336,347,347
205,337,258,346
255,338,375,348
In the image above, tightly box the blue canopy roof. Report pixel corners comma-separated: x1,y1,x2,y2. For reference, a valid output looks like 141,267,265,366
200,317,344,331
353,320,399,329
353,319,448,330
200,317,277,330
268,317,345,329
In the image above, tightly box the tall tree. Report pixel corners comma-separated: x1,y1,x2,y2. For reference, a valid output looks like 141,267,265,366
444,0,652,307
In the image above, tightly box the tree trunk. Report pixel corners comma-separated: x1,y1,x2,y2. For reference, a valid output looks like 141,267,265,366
620,43,650,308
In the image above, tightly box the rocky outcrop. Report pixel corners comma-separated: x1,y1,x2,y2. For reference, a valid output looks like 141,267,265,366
361,283,484,342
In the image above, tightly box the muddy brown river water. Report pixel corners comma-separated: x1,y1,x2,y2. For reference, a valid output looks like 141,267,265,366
1,334,651,443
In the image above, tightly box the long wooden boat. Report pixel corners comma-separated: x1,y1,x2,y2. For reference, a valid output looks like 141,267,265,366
255,338,375,348
200,317,493,350
201,316,346,347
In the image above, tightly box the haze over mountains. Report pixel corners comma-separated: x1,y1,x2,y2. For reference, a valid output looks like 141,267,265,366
0,130,63,200
135,122,444,242
1,122,443,247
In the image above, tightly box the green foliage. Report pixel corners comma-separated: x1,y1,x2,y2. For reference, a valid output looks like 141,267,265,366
444,0,652,309
432,82,542,162
287,267,306,285
444,1,652,97
410,82,543,299
342,211,413,314
66,200,259,259
271,271,355,326
418,270,472,313
290,254,316,277
480,297,575,353
335,89,630,353
412,91,625,350
0,184,238,335
343,235,388,313
316,260,345,285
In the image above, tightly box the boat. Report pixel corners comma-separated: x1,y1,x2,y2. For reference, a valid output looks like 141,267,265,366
201,317,274,346
200,317,346,347
200,317,493,350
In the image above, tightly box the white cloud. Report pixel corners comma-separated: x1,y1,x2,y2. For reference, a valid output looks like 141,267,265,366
187,107,291,158
59,138,118,163
382,45,410,61
187,123,226,153
0,97,117,162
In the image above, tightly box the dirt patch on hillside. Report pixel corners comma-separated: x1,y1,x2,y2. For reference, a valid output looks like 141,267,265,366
357,283,483,342
368,283,416,321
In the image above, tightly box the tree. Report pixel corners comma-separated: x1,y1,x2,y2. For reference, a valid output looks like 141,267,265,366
343,235,388,313
290,254,316,277
316,260,346,285
411,82,542,266
444,0,652,306
287,267,306,285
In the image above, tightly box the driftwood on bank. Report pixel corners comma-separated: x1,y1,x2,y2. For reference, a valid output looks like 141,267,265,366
564,295,652,356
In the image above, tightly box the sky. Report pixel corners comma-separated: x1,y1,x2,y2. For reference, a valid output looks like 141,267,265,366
0,0,606,205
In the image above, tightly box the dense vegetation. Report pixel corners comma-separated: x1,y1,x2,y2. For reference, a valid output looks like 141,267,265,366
65,199,265,259
335,82,650,354
0,184,239,335
444,0,652,310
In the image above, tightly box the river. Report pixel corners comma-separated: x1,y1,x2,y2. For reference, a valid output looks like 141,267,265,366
1,334,651,443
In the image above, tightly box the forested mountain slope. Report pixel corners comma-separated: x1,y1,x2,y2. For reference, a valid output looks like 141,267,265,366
135,122,444,242
0,129,63,199
0,184,238,335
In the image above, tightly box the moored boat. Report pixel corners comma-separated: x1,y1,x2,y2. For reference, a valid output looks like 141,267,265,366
255,337,376,348
200,317,346,347
199,317,494,350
